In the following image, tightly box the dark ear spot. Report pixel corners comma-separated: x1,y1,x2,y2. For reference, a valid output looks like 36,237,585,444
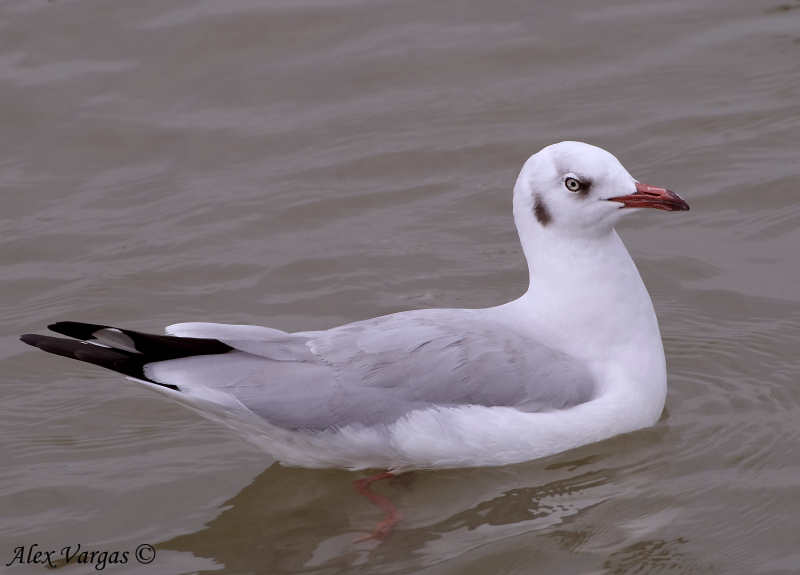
534,195,552,227
576,178,591,198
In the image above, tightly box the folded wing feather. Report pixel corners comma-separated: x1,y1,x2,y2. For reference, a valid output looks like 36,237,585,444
151,309,596,430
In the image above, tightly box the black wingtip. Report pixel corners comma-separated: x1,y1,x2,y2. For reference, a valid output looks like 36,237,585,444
21,332,181,391
21,334,46,347
25,322,231,392
48,321,109,340
46,321,233,360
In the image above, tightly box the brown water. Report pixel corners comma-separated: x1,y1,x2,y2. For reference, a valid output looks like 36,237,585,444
2,0,799,573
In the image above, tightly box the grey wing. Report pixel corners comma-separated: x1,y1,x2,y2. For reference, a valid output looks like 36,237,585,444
300,310,596,424
152,311,596,430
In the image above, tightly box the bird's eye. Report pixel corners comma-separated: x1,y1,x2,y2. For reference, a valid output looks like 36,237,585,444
564,177,583,192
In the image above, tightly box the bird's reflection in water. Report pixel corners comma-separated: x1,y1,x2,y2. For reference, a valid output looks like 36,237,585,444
159,425,699,574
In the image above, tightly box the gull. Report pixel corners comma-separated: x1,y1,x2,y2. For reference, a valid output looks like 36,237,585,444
21,141,689,540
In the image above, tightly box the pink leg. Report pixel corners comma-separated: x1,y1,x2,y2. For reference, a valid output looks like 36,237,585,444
353,472,405,541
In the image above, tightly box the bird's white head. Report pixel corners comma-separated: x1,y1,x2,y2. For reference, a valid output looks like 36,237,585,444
513,141,689,241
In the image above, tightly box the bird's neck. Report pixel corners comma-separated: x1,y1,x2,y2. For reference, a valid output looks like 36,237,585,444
506,226,665,404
